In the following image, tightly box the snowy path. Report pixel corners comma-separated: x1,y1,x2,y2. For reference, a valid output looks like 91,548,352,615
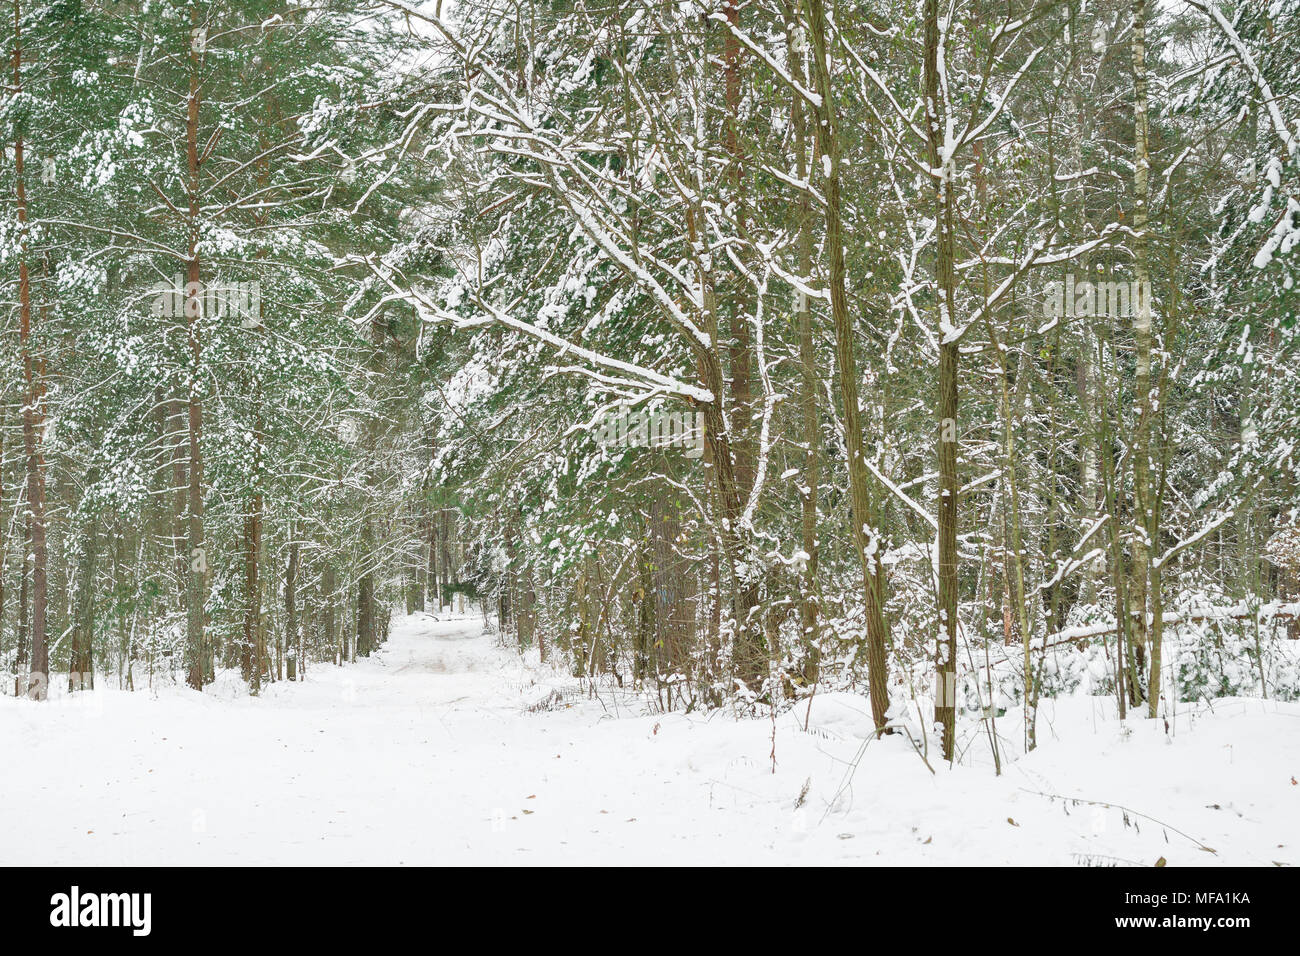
2,612,1298,865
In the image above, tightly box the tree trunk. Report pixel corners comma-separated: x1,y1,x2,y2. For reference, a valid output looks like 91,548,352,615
183,8,208,689
243,497,262,689
69,520,99,691
788,16,821,685
285,532,299,681
13,0,49,700
357,570,373,657
1126,0,1154,711
322,562,338,665
804,0,890,732
16,515,30,696
434,502,444,613
721,0,755,505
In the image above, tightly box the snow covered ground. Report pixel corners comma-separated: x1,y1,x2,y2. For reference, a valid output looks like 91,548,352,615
2,611,1296,865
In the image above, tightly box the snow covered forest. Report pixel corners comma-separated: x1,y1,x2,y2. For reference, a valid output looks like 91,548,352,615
2,0,1299,869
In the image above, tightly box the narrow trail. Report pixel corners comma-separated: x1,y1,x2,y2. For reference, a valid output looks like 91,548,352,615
0,613,816,864
2,611,1296,865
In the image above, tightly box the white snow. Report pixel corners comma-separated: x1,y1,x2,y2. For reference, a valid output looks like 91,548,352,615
2,611,1297,865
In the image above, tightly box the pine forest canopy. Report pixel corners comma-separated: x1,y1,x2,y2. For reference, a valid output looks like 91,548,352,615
0,0,1297,764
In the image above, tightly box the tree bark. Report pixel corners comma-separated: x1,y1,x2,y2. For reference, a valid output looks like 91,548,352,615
1131,0,1157,714
788,13,821,685
923,0,962,761
69,520,98,691
803,0,891,732
183,7,209,689
285,532,299,680
243,497,262,688
13,0,48,699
